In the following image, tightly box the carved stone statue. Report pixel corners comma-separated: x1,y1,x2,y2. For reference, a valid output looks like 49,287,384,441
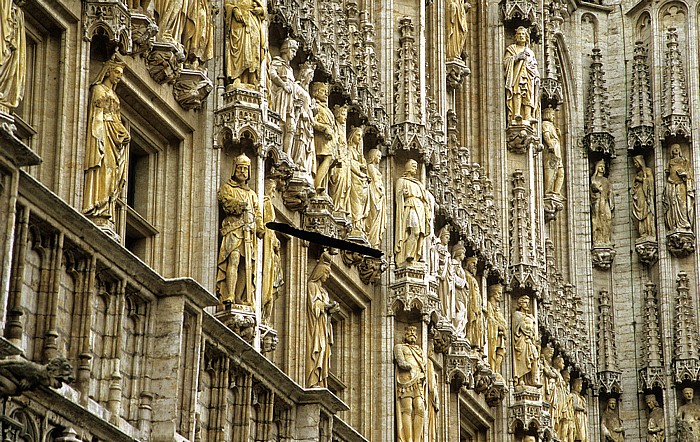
540,345,557,405
434,227,452,317
664,144,695,233
678,387,700,442
451,242,468,336
365,148,387,248
347,126,370,232
550,355,567,436
590,160,614,246
306,252,339,388
395,159,431,266
645,393,664,442
224,0,267,88
512,295,540,387
154,0,187,45
542,107,564,196
486,284,507,376
290,62,317,174
394,325,426,442
571,378,588,442
83,58,130,227
311,82,337,193
261,179,283,325
504,26,539,126
0,357,74,397
270,38,299,155
601,397,625,442
446,0,468,61
559,367,575,442
329,105,351,216
0,0,25,110
427,358,439,442
632,155,656,239
183,0,214,67
464,257,484,350
216,154,264,307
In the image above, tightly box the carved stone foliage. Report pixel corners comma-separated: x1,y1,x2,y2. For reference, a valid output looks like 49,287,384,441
661,27,691,141
83,0,132,53
627,42,654,150
583,49,615,157
597,290,621,394
674,272,700,384
639,282,664,391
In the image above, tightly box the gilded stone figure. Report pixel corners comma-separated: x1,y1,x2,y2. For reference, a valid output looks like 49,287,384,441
663,144,695,233
216,154,264,307
394,326,426,442
542,107,564,196
504,26,539,126
306,252,339,388
451,242,468,336
550,355,567,436
645,394,664,442
427,358,439,442
183,0,214,67
83,58,130,227
487,284,507,376
678,387,700,442
559,367,575,442
261,179,283,325
224,0,267,88
347,126,370,232
395,159,431,266
571,378,588,442
446,0,468,61
270,38,299,156
601,397,625,442
290,62,316,174
0,0,25,110
434,227,452,317
154,0,187,45
365,148,387,248
311,82,337,193
465,256,484,351
590,160,614,246
512,295,540,387
329,105,351,216
632,155,656,239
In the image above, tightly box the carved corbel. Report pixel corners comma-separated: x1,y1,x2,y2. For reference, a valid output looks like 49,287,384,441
634,238,658,265
129,11,158,56
173,68,213,111
667,231,695,258
357,256,387,285
146,41,183,84
591,246,616,270
444,338,475,390
216,308,256,345
83,0,132,53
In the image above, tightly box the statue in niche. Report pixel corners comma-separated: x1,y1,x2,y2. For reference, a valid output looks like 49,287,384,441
632,155,656,239
347,126,370,233
512,295,540,387
0,0,25,110
395,159,431,266
306,252,339,388
153,0,187,45
590,160,614,246
550,355,566,436
394,325,426,442
311,82,336,193
571,378,588,442
290,62,317,174
434,227,452,318
224,0,266,88
182,0,214,67
601,397,625,442
269,38,299,155
261,179,284,325
451,242,468,336
446,0,468,61
542,107,564,196
645,393,664,442
365,148,387,248
559,367,575,442
664,144,695,233
0,357,74,398
504,26,539,126
465,256,485,351
329,105,351,216
427,358,439,442
216,154,264,307
540,345,557,406
486,284,507,377
83,57,130,226
678,387,700,442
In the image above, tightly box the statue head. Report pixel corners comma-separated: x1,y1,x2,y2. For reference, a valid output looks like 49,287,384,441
488,283,503,302
348,126,364,148
522,436,537,442
93,55,127,90
517,295,530,311
367,148,382,165
670,143,682,158
333,104,349,123
606,397,617,411
465,256,478,273
310,82,329,101
541,343,553,361
572,377,583,393
438,226,450,245
232,154,252,183
403,325,418,344
542,107,555,122
403,159,418,176
593,159,606,176
683,387,695,402
299,61,316,85
452,241,466,260
645,394,659,409
552,354,564,370
514,26,530,45
46,357,75,388
264,178,277,195
280,38,299,58
309,251,332,283
632,155,646,170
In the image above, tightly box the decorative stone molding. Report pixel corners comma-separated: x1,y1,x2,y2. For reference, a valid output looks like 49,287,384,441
541,0,564,108
597,371,622,395
674,271,700,384
260,324,279,354
591,246,615,270
173,68,213,111
639,282,664,391
129,11,158,56
485,378,507,407
627,41,654,150
667,230,695,257
597,289,621,393
146,41,183,84
508,386,553,438
661,27,691,141
635,238,658,265
83,0,132,53
583,49,615,157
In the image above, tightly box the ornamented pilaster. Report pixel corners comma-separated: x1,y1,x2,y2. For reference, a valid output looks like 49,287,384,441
627,42,654,150
639,282,664,391
541,0,564,108
508,171,543,293
673,272,700,384
661,27,691,141
83,0,132,53
597,289,621,394
583,49,615,157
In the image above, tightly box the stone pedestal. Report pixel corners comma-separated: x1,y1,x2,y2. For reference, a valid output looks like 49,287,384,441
667,230,695,257
506,124,539,154
129,12,158,55
591,246,615,270
173,68,213,111
634,238,658,265
146,41,183,84
282,170,315,211
216,306,256,345
446,58,470,89
543,194,565,223
357,256,387,285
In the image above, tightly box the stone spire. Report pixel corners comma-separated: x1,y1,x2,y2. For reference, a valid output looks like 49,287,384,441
639,281,664,390
661,27,691,141
583,48,615,157
597,289,621,393
541,0,564,108
627,41,654,150
673,271,700,383
394,17,421,125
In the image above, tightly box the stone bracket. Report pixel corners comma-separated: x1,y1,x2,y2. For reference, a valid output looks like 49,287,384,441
543,194,565,223
129,12,158,56
281,170,315,211
389,265,439,316
667,230,695,257
506,125,540,154
540,77,562,108
635,238,658,265
302,194,339,239
446,59,470,90
507,386,552,437
356,256,387,285
661,114,691,141
591,246,615,270
146,41,183,84
216,307,256,345
173,68,213,111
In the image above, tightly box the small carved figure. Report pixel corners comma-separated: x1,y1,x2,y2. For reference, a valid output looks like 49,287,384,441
504,26,540,126
540,345,557,405
261,179,283,325
550,355,567,436
542,107,564,196
270,38,299,155
446,0,468,61
434,227,452,317
465,257,485,351
590,160,614,246
83,57,130,226
664,144,694,232
365,149,387,248
512,295,540,387
289,62,317,174
451,242,468,336
559,367,575,442
395,159,431,266
183,0,214,67
645,393,664,442
329,105,351,216
0,0,25,110
632,155,656,239
347,126,370,232
306,252,339,388
311,82,337,193
601,397,625,442
427,359,439,442
571,378,588,442
394,326,426,442
678,387,700,442
224,0,267,88
216,154,264,307
0,357,74,397
487,284,507,376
